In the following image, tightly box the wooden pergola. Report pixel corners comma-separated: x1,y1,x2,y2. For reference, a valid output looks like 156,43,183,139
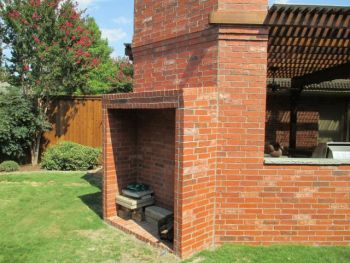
210,4,350,154
266,5,350,154
267,4,349,79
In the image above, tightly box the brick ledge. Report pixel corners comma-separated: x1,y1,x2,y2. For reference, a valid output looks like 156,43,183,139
103,90,181,109
105,216,173,253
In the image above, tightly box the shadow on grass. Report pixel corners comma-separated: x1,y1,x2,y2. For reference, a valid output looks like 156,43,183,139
79,192,103,218
79,170,103,218
82,170,102,190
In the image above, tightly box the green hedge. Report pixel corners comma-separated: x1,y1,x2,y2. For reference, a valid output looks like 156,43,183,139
41,142,101,171
0,161,20,172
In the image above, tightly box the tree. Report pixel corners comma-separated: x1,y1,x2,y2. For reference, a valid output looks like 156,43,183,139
0,90,49,162
87,56,133,94
83,17,133,94
0,0,100,165
107,58,133,93
0,18,6,82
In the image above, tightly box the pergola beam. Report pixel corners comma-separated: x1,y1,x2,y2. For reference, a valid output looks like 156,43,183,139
293,62,350,86
210,5,350,30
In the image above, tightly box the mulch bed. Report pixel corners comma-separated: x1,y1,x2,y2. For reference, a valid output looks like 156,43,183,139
19,164,44,172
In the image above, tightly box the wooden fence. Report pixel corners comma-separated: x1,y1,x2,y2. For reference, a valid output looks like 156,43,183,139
42,96,103,150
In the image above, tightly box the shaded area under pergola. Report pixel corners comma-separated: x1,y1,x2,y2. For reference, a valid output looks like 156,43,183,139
266,4,350,155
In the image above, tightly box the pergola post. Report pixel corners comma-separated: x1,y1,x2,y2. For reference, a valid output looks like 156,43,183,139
347,102,350,142
289,80,303,156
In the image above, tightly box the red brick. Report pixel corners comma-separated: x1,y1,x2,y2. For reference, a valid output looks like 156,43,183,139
103,0,350,259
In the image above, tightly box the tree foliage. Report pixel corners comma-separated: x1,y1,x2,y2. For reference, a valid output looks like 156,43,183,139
0,0,100,164
84,17,133,94
0,90,50,162
1,0,100,96
1,0,133,97
0,0,133,164
87,57,133,94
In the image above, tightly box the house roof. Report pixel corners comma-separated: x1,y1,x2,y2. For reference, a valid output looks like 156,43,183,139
266,4,350,79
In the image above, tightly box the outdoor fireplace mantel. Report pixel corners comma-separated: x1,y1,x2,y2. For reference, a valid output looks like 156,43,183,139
103,90,182,110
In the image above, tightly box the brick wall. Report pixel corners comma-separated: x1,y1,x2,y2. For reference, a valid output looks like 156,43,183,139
136,109,176,210
103,107,176,213
130,1,222,255
133,0,218,47
213,4,350,248
102,90,218,257
176,87,219,257
215,24,270,243
265,95,319,154
133,0,219,93
133,30,218,93
216,163,350,245
103,110,138,218
265,95,349,154
103,0,350,259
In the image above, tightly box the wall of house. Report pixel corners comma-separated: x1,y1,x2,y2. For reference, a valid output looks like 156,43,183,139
265,95,349,155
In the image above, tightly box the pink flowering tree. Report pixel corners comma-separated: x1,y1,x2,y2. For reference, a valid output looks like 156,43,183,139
1,0,100,165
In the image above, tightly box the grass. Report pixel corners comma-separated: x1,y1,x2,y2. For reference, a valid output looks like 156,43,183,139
186,244,350,263
0,172,178,263
1,172,350,263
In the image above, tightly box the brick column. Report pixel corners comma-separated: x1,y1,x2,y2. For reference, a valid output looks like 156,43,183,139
215,25,269,243
214,0,270,244
176,87,219,258
103,109,117,219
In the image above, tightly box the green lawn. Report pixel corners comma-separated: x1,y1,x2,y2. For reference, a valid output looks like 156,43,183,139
1,172,350,263
0,172,178,263
186,244,350,263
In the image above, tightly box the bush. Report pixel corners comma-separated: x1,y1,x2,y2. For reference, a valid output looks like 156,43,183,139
0,161,20,172
41,142,101,171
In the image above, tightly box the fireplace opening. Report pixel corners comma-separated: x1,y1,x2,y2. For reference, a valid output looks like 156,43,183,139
107,108,176,250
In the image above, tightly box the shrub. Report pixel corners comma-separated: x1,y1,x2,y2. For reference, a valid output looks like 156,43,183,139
41,142,101,171
0,161,20,172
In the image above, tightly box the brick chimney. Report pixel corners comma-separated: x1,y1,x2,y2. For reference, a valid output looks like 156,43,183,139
104,0,269,259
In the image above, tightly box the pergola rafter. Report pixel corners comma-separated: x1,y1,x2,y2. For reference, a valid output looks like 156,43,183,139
267,4,350,79
265,4,350,155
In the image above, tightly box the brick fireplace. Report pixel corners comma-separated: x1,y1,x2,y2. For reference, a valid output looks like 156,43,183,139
103,0,350,259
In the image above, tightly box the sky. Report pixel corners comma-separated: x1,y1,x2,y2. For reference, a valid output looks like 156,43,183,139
77,0,349,58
